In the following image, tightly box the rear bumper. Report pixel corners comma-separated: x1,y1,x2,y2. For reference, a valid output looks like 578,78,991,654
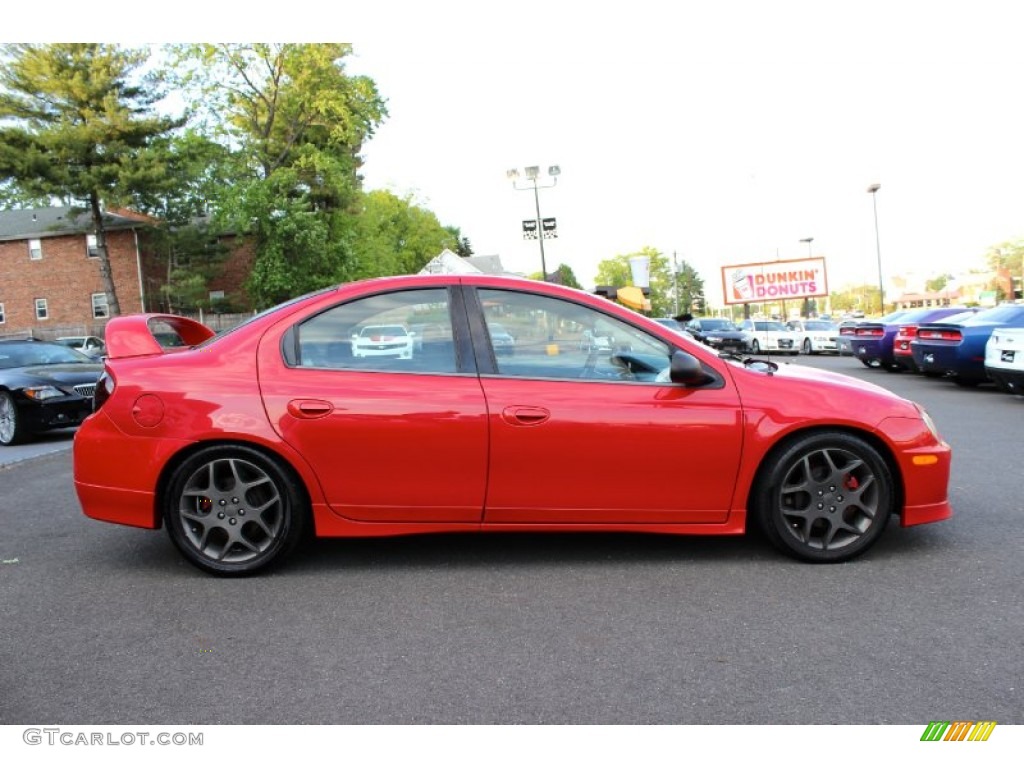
73,410,191,529
986,366,1024,393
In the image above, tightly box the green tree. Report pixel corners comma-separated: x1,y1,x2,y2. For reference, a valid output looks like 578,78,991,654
594,247,702,316
830,284,881,314
527,263,584,289
171,43,388,306
350,189,460,279
444,226,473,258
984,239,1024,272
0,43,186,315
925,274,952,293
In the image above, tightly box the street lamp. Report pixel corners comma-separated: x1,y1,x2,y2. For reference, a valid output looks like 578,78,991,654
508,165,560,281
867,183,884,313
799,237,814,317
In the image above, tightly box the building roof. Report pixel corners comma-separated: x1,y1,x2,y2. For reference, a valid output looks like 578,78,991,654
419,249,484,275
464,254,510,275
418,249,516,277
0,206,150,242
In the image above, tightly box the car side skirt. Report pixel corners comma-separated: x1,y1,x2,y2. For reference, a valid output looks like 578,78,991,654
310,503,747,538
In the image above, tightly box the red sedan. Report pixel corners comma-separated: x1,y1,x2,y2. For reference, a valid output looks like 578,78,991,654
73,275,953,575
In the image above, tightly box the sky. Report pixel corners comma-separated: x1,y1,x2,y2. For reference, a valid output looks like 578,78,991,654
341,0,1024,304
9,0,1024,307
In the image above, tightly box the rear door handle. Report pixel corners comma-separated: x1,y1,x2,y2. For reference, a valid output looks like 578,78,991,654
287,399,334,419
501,406,550,426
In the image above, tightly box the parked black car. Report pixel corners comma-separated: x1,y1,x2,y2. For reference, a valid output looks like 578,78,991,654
684,317,751,353
0,340,102,445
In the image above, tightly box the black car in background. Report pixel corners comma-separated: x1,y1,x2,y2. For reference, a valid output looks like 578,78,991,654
684,317,750,353
0,340,102,445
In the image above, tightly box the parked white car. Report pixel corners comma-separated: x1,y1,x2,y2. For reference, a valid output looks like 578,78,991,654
984,327,1024,394
785,320,840,355
739,319,800,355
56,335,106,358
351,325,414,359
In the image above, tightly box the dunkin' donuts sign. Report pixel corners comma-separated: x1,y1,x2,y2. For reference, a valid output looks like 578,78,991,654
721,257,828,305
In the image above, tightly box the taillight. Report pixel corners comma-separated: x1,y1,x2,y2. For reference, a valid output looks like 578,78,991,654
855,327,884,338
897,325,918,337
93,370,115,411
918,328,962,341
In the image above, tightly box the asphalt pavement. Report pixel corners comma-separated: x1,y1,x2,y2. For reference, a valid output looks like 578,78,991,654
0,355,1021,726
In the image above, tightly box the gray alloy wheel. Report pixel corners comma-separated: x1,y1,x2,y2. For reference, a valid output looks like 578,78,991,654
802,338,813,354
164,446,306,576
0,392,29,446
756,432,894,563
750,339,760,354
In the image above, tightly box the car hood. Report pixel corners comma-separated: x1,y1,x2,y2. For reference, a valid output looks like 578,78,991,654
726,359,919,422
4,363,103,387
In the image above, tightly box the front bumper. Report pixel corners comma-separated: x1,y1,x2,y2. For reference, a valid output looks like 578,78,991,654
18,395,93,433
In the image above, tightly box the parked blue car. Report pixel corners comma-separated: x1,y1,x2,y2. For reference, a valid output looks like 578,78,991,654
882,306,975,371
843,310,911,369
911,304,1024,385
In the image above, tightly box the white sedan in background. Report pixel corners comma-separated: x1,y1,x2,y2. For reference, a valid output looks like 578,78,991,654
739,319,800,355
785,319,840,355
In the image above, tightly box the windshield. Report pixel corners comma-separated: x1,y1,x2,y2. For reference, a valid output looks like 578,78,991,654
702,319,737,331
360,325,408,337
960,305,1024,326
0,342,93,369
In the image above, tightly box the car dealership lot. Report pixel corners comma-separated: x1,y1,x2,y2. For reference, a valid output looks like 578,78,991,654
0,354,1020,725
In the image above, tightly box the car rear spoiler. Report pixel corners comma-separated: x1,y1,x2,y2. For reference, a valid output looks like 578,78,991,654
103,314,216,360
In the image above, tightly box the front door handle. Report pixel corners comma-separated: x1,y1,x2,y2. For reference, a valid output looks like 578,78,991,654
501,406,550,426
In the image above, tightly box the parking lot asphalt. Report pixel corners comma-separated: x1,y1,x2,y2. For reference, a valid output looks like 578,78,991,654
1,354,1021,726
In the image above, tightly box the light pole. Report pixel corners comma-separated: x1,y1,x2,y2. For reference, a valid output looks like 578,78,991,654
799,237,814,317
867,183,884,313
508,165,560,280
672,251,680,317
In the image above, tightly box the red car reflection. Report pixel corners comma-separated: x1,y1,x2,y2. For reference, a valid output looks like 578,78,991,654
73,275,952,575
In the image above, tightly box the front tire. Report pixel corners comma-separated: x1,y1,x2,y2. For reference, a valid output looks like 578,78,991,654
755,432,894,563
802,338,813,355
163,445,307,576
0,392,30,446
750,339,761,354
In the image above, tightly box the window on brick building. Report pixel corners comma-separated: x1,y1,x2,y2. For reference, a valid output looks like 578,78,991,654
0,303,5,324
35,298,48,320
86,234,99,258
92,293,110,319
29,238,42,260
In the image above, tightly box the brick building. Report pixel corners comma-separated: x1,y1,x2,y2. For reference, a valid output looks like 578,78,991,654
0,206,255,338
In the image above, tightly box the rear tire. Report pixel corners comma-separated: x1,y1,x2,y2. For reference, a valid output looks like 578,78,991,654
163,445,307,576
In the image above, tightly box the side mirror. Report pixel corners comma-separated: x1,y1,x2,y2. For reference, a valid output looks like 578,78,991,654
669,350,713,386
